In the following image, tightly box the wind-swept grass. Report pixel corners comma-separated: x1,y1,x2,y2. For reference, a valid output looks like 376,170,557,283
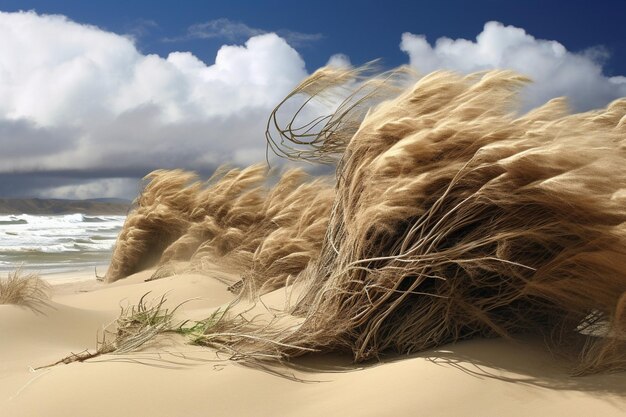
259,68,626,375
178,308,228,344
38,292,186,369
105,166,334,296
101,65,626,375
41,292,280,370
0,269,50,312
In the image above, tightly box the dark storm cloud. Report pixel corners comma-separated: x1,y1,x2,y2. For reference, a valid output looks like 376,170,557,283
0,172,129,198
0,119,77,157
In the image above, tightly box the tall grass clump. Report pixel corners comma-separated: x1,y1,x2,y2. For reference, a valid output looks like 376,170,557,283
39,293,187,368
207,68,626,375
105,165,333,295
0,269,50,312
105,65,626,375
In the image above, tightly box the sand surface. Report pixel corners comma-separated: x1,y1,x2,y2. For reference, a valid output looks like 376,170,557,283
1,268,625,417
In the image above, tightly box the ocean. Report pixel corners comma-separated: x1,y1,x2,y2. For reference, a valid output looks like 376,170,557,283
0,213,125,277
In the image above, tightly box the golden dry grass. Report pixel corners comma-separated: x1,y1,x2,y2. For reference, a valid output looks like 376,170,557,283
0,269,50,312
269,69,626,375
39,293,185,369
105,165,334,295
106,67,626,374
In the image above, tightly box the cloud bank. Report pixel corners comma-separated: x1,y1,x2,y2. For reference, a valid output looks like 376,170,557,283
0,11,307,198
0,13,624,199
401,21,626,110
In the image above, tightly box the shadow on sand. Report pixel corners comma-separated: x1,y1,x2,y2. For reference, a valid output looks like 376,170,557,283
287,336,626,397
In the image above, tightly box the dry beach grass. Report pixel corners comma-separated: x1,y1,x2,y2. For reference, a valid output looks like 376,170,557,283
100,67,626,376
0,269,50,312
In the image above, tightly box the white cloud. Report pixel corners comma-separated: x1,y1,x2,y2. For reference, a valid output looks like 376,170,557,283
0,12,306,124
326,53,352,68
1,13,624,199
400,21,626,111
0,11,308,197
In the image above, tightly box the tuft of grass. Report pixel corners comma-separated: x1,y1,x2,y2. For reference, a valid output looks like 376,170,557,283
0,269,51,312
41,292,309,381
105,292,182,354
38,292,185,369
177,308,227,344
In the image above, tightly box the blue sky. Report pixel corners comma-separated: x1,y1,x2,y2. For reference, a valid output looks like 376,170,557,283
3,0,626,74
0,1,625,199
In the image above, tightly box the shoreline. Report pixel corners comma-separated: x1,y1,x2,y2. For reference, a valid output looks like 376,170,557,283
41,264,108,285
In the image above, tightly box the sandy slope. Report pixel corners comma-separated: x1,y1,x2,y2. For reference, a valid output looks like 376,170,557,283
1,269,625,417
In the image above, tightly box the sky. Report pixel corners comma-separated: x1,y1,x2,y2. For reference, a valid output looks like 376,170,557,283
0,0,625,200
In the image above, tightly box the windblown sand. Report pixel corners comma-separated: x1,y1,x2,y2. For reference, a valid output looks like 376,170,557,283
1,268,624,417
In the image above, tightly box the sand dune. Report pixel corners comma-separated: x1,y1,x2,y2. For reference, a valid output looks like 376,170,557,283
1,269,625,416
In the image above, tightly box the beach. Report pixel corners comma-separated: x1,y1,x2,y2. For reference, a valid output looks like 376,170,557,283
1,267,624,417
2,5,626,416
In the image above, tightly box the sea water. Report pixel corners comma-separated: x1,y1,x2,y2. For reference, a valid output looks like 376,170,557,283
0,213,125,277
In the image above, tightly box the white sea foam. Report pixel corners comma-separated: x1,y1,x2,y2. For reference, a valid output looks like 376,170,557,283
0,213,125,275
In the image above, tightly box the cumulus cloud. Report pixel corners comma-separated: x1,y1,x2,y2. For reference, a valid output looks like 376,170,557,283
1,13,625,200
326,53,352,68
166,18,323,47
400,21,626,110
0,11,308,198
